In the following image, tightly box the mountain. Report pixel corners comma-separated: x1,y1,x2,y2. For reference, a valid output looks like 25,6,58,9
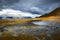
37,7,60,17
36,7,60,22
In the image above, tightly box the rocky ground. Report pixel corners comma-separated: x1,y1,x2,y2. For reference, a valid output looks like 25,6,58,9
0,21,60,40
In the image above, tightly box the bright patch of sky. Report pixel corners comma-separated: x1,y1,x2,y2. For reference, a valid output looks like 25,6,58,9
0,9,41,18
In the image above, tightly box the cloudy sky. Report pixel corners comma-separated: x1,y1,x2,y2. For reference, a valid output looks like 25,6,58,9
0,0,60,17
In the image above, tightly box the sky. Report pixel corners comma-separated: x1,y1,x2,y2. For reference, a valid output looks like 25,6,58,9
0,0,60,17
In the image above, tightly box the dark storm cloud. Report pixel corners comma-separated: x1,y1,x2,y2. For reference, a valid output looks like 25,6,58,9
32,0,60,14
0,0,3,10
0,0,19,10
0,0,19,5
44,0,60,3
36,0,60,8
0,0,60,14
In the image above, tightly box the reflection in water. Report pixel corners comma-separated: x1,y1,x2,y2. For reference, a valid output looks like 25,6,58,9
32,21,53,25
